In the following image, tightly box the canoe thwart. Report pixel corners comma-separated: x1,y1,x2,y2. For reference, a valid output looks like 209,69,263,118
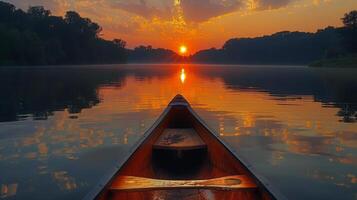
85,94,281,200
109,175,257,191
153,129,207,150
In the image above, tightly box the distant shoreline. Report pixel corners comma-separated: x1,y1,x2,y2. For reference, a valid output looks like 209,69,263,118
309,54,357,68
3,60,357,68
0,63,309,68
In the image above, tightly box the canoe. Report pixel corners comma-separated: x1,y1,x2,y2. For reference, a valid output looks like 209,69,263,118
84,94,285,200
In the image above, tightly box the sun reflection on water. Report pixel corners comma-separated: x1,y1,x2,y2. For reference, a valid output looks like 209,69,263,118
0,65,356,199
180,68,186,84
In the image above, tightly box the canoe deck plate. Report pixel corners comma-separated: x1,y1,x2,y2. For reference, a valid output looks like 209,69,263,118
153,129,207,150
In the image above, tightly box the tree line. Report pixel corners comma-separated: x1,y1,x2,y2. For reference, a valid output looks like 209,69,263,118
0,0,355,66
127,45,186,63
0,1,127,65
191,11,357,65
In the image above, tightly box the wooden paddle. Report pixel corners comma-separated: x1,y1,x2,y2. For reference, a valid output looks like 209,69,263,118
110,175,257,191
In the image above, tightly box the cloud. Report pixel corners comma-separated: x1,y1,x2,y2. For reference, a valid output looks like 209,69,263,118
249,0,294,10
109,0,174,20
3,0,308,49
109,0,298,23
180,0,243,22
5,0,299,24
312,0,332,6
4,0,64,12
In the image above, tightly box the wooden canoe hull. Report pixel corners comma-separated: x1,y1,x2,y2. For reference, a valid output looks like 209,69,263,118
108,189,262,200
84,95,286,200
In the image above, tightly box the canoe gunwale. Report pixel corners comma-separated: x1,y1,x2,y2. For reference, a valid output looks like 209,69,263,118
83,98,287,200
186,106,287,200
82,105,173,200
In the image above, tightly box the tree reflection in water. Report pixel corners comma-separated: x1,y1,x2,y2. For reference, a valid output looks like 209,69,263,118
0,65,356,200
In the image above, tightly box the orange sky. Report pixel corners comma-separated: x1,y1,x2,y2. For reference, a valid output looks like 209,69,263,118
6,0,357,53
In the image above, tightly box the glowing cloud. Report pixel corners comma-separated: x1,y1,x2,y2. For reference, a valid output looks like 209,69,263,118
180,0,243,22
3,0,356,51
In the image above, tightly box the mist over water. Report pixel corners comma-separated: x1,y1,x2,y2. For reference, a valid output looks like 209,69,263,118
0,64,356,200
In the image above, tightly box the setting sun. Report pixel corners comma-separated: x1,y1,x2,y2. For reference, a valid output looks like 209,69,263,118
179,45,187,55
1,1,357,200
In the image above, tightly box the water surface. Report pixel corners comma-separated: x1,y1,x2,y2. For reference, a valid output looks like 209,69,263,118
0,64,356,200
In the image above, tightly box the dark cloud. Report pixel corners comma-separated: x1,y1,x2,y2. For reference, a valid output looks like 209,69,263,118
4,0,62,12
252,0,294,10
106,0,297,23
4,0,299,24
109,0,173,20
180,0,243,22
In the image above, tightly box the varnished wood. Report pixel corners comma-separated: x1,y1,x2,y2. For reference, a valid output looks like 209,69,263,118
84,94,284,200
110,175,257,191
108,189,261,200
153,129,207,150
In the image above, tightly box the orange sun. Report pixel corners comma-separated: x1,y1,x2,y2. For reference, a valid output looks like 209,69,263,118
179,45,187,55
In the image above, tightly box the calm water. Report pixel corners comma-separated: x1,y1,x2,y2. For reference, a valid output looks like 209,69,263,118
0,64,356,200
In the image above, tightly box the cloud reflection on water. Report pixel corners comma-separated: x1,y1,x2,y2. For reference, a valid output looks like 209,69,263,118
0,65,356,199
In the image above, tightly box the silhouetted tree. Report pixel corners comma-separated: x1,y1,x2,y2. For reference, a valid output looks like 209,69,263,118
191,28,342,65
0,2,15,21
65,11,102,38
27,6,51,18
340,10,357,53
127,45,184,63
190,10,357,64
0,1,127,66
113,39,126,49
342,10,357,28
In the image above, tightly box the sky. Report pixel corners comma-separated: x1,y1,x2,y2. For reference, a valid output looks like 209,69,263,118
5,0,357,53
